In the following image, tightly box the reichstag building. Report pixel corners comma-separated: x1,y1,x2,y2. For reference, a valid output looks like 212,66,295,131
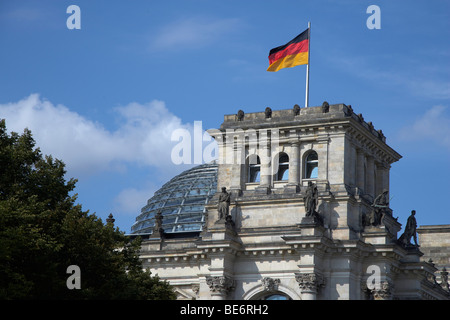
130,102,450,300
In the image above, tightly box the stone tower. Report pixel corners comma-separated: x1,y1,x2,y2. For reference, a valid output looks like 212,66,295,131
209,103,400,242
138,103,449,300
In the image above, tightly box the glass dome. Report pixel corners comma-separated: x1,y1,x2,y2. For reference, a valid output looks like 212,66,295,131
130,161,218,235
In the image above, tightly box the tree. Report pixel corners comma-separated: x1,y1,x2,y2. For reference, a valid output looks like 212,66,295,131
0,119,176,299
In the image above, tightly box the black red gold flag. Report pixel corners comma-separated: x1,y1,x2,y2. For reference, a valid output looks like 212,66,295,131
267,28,309,72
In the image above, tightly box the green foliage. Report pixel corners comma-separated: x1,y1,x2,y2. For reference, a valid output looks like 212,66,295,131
0,119,176,300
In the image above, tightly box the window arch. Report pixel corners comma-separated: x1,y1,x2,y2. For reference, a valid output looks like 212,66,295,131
247,154,261,183
276,153,289,181
243,285,299,300
264,294,291,300
304,150,318,179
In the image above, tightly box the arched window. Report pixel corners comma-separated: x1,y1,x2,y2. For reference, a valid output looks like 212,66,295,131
276,153,289,181
305,151,318,179
248,155,261,183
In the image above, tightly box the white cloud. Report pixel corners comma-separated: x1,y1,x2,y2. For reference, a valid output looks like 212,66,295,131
114,186,157,216
0,94,219,224
398,105,450,150
0,93,191,177
150,16,241,51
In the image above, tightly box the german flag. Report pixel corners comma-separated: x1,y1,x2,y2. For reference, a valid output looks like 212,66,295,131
267,28,309,72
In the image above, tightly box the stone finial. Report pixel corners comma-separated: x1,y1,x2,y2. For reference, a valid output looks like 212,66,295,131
346,104,354,115
357,113,364,122
106,213,115,225
377,129,384,137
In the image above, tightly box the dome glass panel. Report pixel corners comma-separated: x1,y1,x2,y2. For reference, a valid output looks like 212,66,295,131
131,161,218,235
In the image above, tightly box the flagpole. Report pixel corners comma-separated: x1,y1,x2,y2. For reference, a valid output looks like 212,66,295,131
305,21,311,108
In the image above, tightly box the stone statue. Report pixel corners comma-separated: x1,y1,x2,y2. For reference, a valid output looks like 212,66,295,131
293,104,300,116
155,210,163,229
302,181,323,225
373,189,389,209
237,109,244,121
398,210,418,247
152,210,164,238
304,181,318,217
322,101,329,113
218,187,231,220
265,107,272,119
366,189,389,226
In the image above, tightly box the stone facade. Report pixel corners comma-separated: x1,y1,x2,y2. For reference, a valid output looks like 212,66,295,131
418,225,450,291
138,103,449,300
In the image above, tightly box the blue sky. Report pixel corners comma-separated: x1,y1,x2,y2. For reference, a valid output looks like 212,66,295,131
0,0,449,233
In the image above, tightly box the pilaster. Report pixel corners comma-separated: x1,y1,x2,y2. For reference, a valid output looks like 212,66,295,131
206,275,235,300
286,141,300,192
295,272,325,300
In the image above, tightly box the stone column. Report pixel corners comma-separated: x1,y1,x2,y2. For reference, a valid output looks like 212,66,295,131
255,140,271,195
366,156,375,198
380,164,390,194
206,275,235,300
295,273,324,300
348,143,357,187
260,144,271,187
230,130,245,194
224,129,235,165
284,141,300,193
356,149,365,192
288,142,300,186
